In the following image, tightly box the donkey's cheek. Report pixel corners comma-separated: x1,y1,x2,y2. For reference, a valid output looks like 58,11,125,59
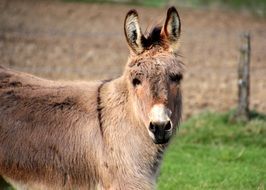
135,86,150,106
169,83,179,94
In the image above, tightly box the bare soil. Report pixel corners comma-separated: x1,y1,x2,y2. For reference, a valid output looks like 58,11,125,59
0,0,265,119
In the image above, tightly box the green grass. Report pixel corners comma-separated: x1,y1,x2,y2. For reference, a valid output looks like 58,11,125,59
63,0,266,16
157,111,266,190
63,0,166,7
176,0,266,17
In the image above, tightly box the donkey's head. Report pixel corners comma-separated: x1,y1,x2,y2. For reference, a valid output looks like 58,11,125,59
124,7,184,144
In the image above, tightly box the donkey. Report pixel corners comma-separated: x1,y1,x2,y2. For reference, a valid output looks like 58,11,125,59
0,7,184,190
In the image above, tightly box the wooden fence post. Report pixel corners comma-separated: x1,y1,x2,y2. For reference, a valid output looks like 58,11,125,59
235,32,251,122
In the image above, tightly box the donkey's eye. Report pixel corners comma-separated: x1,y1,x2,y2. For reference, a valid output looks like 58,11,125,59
132,78,141,87
170,74,183,83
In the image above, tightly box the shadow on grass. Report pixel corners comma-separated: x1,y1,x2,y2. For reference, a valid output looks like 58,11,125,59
249,110,266,121
0,176,13,190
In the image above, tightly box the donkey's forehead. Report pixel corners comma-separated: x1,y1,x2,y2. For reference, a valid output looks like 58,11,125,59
127,54,184,75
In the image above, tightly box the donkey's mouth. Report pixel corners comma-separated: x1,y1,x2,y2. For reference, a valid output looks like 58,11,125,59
153,137,170,144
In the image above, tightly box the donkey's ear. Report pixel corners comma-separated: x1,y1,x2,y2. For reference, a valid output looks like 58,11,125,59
161,7,181,51
124,9,144,54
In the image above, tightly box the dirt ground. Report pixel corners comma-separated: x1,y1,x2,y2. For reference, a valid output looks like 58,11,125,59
0,0,265,119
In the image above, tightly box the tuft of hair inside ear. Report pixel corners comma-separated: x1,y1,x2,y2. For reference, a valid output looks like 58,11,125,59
167,13,180,41
124,11,144,54
159,6,181,52
170,14,180,38
128,23,137,44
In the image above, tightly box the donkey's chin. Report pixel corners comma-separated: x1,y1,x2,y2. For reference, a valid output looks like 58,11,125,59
148,132,170,144
153,138,170,145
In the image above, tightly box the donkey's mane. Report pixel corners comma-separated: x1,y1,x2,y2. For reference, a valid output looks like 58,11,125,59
142,26,164,48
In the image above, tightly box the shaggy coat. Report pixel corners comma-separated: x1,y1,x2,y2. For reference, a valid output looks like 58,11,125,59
0,7,184,190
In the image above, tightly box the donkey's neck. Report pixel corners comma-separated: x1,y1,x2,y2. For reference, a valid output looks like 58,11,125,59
98,77,166,188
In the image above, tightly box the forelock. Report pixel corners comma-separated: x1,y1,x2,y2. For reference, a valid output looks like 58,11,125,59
127,53,184,80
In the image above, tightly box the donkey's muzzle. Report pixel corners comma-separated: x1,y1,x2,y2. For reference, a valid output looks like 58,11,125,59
149,121,172,144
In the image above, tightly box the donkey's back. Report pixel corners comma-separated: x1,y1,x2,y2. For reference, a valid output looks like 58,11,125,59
0,66,102,189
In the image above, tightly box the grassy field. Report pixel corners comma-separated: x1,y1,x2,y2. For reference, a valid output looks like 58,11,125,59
64,0,266,16
158,111,266,190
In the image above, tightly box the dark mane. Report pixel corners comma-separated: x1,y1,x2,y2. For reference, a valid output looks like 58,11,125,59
141,26,164,49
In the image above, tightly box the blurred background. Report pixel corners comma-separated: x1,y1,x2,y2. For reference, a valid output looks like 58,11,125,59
0,0,265,189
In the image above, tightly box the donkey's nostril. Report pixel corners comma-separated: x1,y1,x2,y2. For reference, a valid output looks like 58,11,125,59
149,123,156,133
148,121,172,144
164,121,172,131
